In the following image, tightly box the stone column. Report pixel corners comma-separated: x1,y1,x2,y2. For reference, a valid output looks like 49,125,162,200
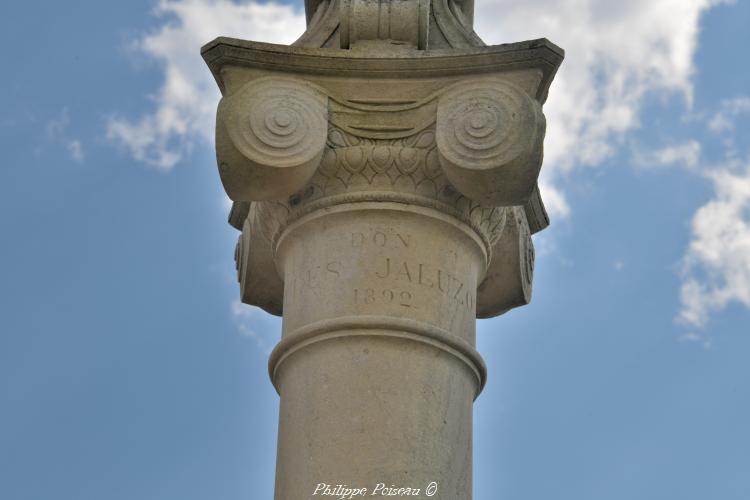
272,200,488,499
203,1,562,498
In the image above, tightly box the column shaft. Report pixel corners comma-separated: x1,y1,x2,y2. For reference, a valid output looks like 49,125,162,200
269,204,487,499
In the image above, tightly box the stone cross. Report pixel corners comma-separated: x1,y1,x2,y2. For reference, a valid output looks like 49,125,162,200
203,1,562,497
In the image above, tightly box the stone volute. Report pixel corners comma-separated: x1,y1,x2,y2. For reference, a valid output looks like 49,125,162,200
203,1,562,498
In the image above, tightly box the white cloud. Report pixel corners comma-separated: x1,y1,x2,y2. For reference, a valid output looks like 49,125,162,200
67,140,85,162
706,96,750,164
679,331,713,349
475,0,730,216
538,179,570,218
674,93,750,328
474,1,750,329
46,108,85,163
231,300,276,354
678,162,750,327
708,96,750,133
107,0,305,170
634,140,702,170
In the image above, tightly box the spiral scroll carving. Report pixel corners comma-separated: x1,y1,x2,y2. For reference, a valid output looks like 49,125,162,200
222,79,327,168
436,80,544,206
215,78,328,201
437,81,537,169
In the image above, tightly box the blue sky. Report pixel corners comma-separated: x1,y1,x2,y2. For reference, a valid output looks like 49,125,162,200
1,1,749,499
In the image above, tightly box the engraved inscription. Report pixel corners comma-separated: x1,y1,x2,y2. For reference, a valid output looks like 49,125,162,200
372,257,473,311
348,227,475,312
289,260,342,304
353,288,415,308
352,230,411,249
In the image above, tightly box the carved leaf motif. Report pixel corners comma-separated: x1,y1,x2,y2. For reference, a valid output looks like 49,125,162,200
396,148,420,174
342,147,366,173
371,146,392,172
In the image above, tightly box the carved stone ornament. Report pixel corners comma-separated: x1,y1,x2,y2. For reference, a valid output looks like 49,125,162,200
216,78,328,200
203,2,562,498
436,80,545,206
206,35,561,317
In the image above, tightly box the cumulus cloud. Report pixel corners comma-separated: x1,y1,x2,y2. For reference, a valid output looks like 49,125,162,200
633,140,702,170
473,1,750,329
675,93,750,327
107,0,305,169
475,0,730,216
678,162,750,327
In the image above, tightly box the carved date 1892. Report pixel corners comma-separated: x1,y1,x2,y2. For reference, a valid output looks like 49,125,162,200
353,288,415,308
373,257,474,310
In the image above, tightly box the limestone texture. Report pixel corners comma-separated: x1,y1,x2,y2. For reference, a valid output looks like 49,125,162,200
203,1,562,497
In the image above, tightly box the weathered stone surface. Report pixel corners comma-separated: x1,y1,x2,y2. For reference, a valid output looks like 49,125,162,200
524,183,550,234
216,78,328,201
270,205,484,498
476,206,534,318
436,80,546,206
205,38,561,319
236,214,284,315
296,0,484,49
203,2,562,498
340,0,431,49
